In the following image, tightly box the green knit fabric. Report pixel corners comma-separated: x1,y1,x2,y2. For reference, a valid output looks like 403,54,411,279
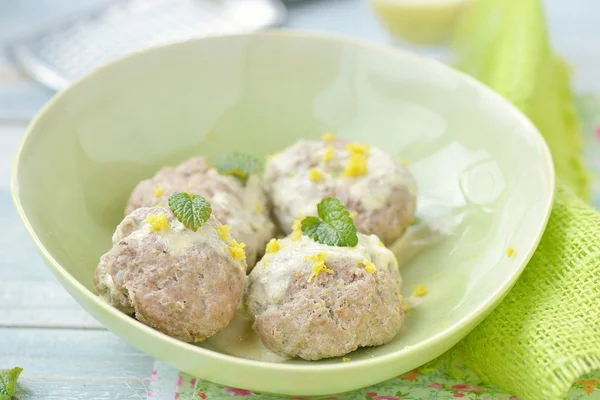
462,185,600,400
454,0,600,399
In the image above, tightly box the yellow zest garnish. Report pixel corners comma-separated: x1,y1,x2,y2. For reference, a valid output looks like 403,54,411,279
433,273,440,280
413,284,427,297
396,306,400,313
144,213,169,232
156,203,163,207
309,262,333,282
255,201,263,214
399,156,410,165
402,300,411,312
265,238,280,254
322,132,335,141
345,143,370,155
306,253,333,283
343,153,368,177
153,186,163,197
322,289,328,295
349,211,358,219
323,145,334,162
342,357,351,362
362,259,376,274
151,248,159,255
308,168,323,183
216,225,229,241
506,247,515,257
228,240,246,260
396,293,403,302
291,219,303,241
305,253,328,262
378,240,385,248
262,260,268,269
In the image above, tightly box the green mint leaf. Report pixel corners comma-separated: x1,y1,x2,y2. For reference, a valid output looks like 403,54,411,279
0,367,23,398
168,193,211,232
211,153,262,184
300,216,321,236
301,198,358,247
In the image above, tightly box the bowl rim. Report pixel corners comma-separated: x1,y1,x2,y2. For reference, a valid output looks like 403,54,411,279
11,29,555,374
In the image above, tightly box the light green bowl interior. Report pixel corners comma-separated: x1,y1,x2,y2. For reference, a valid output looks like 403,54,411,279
13,32,554,395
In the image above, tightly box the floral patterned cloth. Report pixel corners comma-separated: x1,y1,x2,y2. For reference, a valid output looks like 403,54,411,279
146,360,600,400
145,94,600,400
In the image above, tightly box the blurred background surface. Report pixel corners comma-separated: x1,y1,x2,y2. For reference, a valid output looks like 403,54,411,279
0,0,599,121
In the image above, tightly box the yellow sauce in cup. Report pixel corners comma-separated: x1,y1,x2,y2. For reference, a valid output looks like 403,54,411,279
370,0,474,45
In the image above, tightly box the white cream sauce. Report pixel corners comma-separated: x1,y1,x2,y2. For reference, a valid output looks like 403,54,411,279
249,233,399,305
267,141,416,232
389,195,458,267
112,208,245,271
161,217,225,257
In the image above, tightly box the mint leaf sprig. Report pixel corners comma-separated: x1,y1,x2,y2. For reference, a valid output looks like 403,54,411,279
0,367,23,400
168,193,212,231
301,198,358,247
211,152,262,185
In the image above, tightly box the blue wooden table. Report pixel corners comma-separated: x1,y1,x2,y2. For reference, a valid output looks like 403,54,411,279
0,1,598,398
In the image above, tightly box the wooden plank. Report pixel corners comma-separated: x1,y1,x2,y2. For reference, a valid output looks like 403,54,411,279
14,379,151,400
0,237,102,328
0,280,101,328
0,328,153,400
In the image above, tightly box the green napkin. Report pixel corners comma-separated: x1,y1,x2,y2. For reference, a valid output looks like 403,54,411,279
454,0,588,199
453,0,600,399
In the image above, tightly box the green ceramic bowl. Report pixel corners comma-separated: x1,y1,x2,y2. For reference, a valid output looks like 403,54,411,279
12,31,554,396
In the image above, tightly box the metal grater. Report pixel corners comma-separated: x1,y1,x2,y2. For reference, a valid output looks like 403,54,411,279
7,0,287,91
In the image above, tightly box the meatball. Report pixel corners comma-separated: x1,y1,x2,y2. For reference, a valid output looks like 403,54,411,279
245,233,404,360
264,139,417,245
95,207,246,342
126,156,276,267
